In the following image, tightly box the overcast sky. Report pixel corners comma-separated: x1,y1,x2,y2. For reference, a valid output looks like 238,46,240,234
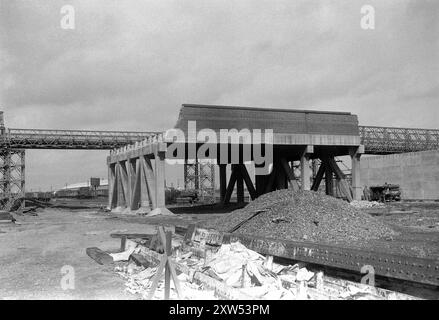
1,0,438,190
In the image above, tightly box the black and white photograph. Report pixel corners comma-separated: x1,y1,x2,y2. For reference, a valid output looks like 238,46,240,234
0,0,438,306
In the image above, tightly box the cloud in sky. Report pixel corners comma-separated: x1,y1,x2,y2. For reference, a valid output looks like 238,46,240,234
0,0,438,190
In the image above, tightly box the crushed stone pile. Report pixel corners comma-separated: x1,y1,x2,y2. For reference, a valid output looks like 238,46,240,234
204,190,396,245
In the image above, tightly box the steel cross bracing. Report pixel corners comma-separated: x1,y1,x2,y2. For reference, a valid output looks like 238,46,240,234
1,128,158,150
184,161,215,203
360,126,439,155
0,149,25,211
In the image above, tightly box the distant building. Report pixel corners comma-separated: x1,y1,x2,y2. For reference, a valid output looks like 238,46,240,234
55,178,108,198
59,178,108,191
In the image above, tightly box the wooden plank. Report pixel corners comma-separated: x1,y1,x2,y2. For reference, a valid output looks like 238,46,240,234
146,254,167,299
130,159,141,210
327,158,353,202
280,158,300,191
184,224,197,244
108,164,117,209
275,161,288,190
254,167,267,197
300,152,311,191
325,160,334,196
219,164,227,203
131,253,151,268
311,161,325,191
120,161,130,207
223,166,238,204
86,247,113,265
235,165,245,203
164,231,171,300
110,233,155,239
227,209,266,233
264,167,276,193
110,164,118,208
239,164,257,200
116,163,125,207
141,156,156,208
154,151,166,208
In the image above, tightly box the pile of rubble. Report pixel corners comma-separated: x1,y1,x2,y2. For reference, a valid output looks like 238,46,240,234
116,262,217,300
111,236,416,300
204,190,395,245
115,240,305,299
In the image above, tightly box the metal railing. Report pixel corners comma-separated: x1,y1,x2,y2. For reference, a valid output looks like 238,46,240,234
1,128,158,150
360,126,439,154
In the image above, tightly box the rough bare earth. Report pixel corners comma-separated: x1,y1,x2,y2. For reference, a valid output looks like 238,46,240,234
0,205,221,299
204,190,396,245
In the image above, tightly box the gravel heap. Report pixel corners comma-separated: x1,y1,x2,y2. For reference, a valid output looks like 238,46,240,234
204,190,396,245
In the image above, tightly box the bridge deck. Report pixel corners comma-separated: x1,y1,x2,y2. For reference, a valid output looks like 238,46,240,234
0,126,438,154
1,128,157,150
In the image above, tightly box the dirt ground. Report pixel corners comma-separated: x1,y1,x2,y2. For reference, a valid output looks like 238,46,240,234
0,205,220,300
362,202,439,258
0,199,437,299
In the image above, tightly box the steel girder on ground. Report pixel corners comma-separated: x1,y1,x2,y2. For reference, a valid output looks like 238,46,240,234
360,126,439,155
1,128,157,150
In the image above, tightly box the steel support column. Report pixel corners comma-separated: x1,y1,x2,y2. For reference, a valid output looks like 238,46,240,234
0,149,25,211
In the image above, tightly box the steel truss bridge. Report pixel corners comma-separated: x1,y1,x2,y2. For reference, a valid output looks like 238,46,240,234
0,126,437,153
0,127,156,210
359,126,439,155
0,128,157,150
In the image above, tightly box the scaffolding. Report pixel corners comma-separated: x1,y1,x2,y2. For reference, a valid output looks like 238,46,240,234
184,160,215,203
0,149,25,211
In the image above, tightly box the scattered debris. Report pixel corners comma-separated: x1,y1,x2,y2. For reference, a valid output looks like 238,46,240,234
109,240,138,262
86,225,420,300
86,247,114,265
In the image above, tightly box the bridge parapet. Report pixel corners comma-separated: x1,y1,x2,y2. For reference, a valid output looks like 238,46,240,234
360,126,439,154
